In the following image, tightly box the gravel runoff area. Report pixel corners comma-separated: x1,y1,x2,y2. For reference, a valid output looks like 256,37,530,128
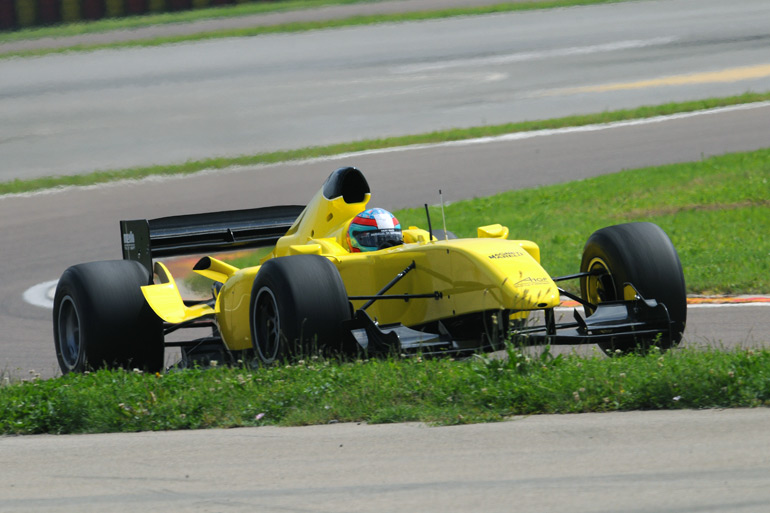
1,0,554,53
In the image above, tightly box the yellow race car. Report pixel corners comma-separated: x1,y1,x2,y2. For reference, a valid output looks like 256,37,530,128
53,167,686,373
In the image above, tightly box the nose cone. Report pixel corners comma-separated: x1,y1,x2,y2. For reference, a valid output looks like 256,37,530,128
502,276,561,310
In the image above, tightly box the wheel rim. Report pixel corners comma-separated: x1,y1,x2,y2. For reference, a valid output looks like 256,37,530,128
253,287,281,364
584,257,617,312
57,295,81,371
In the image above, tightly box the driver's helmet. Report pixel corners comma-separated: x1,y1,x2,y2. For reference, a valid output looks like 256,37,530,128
347,208,403,252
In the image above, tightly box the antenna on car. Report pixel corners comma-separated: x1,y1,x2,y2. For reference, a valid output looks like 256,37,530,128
424,203,433,242
439,190,448,240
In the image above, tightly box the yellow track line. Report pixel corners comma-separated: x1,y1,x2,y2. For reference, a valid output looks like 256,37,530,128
563,63,770,94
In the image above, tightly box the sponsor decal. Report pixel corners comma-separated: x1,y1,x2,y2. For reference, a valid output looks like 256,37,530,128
123,232,136,251
488,251,524,260
514,276,551,287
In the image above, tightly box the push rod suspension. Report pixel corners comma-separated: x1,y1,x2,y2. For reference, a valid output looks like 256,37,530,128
552,269,605,282
557,287,595,310
349,292,441,302
359,261,416,311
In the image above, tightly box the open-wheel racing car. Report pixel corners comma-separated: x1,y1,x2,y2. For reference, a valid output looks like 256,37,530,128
53,167,686,374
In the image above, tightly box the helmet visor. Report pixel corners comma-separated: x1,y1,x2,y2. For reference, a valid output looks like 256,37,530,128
353,229,402,250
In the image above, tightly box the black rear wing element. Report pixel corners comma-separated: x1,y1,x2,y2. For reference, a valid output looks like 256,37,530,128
120,205,305,274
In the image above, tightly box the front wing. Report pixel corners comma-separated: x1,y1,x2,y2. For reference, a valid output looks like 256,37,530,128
346,297,673,357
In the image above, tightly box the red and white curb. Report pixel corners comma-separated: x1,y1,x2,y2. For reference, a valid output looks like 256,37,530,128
560,297,770,309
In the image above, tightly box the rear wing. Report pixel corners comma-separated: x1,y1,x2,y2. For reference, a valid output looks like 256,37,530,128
120,205,305,275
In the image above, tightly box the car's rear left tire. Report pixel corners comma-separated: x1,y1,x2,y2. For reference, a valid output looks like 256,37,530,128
53,260,164,374
579,222,686,355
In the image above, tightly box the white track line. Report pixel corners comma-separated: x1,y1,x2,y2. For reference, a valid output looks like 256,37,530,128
392,37,679,74
315,101,770,160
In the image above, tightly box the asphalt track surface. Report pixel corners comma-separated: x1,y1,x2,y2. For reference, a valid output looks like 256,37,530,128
4,408,770,513
2,2,770,510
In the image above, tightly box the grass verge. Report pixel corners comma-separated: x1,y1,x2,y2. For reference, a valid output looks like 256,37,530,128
1,0,628,57
3,91,770,197
2,347,768,435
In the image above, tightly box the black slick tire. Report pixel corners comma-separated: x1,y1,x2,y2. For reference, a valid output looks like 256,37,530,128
579,222,686,354
53,260,164,374
250,255,351,365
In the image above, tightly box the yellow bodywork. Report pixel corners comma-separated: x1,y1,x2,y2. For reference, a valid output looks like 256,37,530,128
142,172,560,351
141,262,215,324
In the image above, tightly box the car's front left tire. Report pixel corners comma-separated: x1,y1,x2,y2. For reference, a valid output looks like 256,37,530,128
250,255,351,365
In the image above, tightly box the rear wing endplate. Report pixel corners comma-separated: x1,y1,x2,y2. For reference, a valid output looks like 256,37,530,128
120,205,305,274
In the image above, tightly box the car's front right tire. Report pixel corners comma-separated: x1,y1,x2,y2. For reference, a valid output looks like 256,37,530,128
579,222,687,355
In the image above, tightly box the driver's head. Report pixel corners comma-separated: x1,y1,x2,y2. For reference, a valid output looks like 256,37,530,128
347,208,403,252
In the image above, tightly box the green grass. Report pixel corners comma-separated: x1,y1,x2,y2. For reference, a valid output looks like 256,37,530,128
2,347,769,434
1,0,629,58
3,91,770,197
